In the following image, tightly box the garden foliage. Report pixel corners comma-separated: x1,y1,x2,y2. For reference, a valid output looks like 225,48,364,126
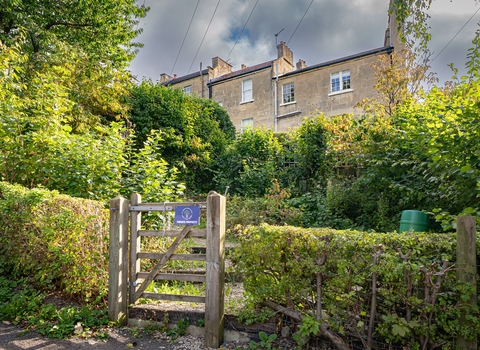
0,182,109,301
129,81,235,194
233,224,479,348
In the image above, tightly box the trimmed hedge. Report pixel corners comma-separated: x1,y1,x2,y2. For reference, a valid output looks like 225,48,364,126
233,225,479,348
0,182,109,301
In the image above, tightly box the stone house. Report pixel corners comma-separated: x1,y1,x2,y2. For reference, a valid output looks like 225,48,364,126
160,7,402,132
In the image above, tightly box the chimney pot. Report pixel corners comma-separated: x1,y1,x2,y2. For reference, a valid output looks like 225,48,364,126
174,74,177,79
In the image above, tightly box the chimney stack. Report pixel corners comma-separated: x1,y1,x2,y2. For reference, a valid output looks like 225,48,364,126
241,64,247,70
296,59,307,70
276,41,293,66
160,73,173,83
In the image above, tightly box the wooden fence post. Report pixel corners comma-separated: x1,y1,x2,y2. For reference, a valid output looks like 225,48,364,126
129,193,141,306
205,191,226,348
456,216,477,350
108,196,129,325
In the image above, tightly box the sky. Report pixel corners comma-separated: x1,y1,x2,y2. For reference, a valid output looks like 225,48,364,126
128,0,480,87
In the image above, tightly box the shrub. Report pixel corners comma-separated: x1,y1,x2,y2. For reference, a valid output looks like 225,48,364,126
233,224,479,348
226,180,303,230
0,182,109,301
214,127,283,197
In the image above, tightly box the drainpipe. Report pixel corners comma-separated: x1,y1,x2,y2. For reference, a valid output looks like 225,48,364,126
200,62,203,98
274,63,278,132
208,79,212,99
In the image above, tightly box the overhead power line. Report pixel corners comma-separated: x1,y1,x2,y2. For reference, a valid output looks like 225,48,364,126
431,6,480,64
171,0,200,76
188,0,222,74
226,0,260,62
287,0,314,45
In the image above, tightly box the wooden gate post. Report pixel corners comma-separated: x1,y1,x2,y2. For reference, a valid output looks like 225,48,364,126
456,216,477,350
108,196,129,325
205,191,226,348
129,193,142,306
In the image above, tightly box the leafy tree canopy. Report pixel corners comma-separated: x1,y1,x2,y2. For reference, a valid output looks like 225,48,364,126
0,0,148,126
129,82,235,194
0,0,147,64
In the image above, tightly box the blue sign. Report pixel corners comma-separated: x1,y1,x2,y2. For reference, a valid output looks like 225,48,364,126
174,206,200,226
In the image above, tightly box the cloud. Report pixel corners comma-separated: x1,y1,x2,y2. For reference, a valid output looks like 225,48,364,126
128,0,480,86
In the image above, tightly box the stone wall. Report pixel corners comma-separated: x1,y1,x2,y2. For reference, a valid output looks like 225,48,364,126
161,45,391,132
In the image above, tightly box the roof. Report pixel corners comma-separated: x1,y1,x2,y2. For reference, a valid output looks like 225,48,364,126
160,69,208,86
280,46,394,78
160,45,393,87
209,60,274,84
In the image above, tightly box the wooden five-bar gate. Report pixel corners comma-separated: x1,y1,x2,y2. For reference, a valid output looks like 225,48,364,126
108,191,226,348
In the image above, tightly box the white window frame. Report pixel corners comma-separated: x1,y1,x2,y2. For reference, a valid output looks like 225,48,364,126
241,79,253,103
281,82,295,104
329,70,352,95
241,117,253,132
182,85,192,95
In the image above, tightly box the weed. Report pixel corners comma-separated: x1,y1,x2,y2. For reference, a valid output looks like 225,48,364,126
143,322,163,335
195,318,205,327
0,276,110,340
148,280,205,298
237,306,274,325
94,330,109,341
249,331,278,349
129,326,142,338
162,312,170,332
166,317,190,339
15,330,30,338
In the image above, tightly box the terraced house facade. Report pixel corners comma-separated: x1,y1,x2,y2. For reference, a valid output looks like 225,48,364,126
160,8,402,132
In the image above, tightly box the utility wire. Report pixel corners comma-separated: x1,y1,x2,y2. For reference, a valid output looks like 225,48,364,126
287,0,314,45
431,6,480,64
226,0,260,62
251,0,315,104
252,0,315,100
188,0,221,74
171,0,201,76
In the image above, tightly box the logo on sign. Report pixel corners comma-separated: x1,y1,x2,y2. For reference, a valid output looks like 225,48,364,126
181,207,193,220
174,206,200,226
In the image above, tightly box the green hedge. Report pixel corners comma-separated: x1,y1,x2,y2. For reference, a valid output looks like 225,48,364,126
233,225,479,348
0,182,109,301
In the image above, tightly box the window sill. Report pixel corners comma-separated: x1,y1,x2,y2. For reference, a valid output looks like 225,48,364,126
328,89,353,97
240,99,254,105
280,101,296,107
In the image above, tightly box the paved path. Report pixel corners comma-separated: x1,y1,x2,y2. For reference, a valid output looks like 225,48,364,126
0,320,174,350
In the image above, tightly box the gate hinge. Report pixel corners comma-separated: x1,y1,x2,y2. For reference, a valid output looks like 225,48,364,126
129,281,141,287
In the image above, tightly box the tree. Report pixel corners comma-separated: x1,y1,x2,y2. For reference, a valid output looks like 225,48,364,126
0,0,146,64
0,0,148,126
129,82,235,194
390,0,433,49
357,46,437,118
0,34,127,200
0,5,188,203
121,130,185,203
287,116,332,194
395,77,480,223
214,127,283,197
